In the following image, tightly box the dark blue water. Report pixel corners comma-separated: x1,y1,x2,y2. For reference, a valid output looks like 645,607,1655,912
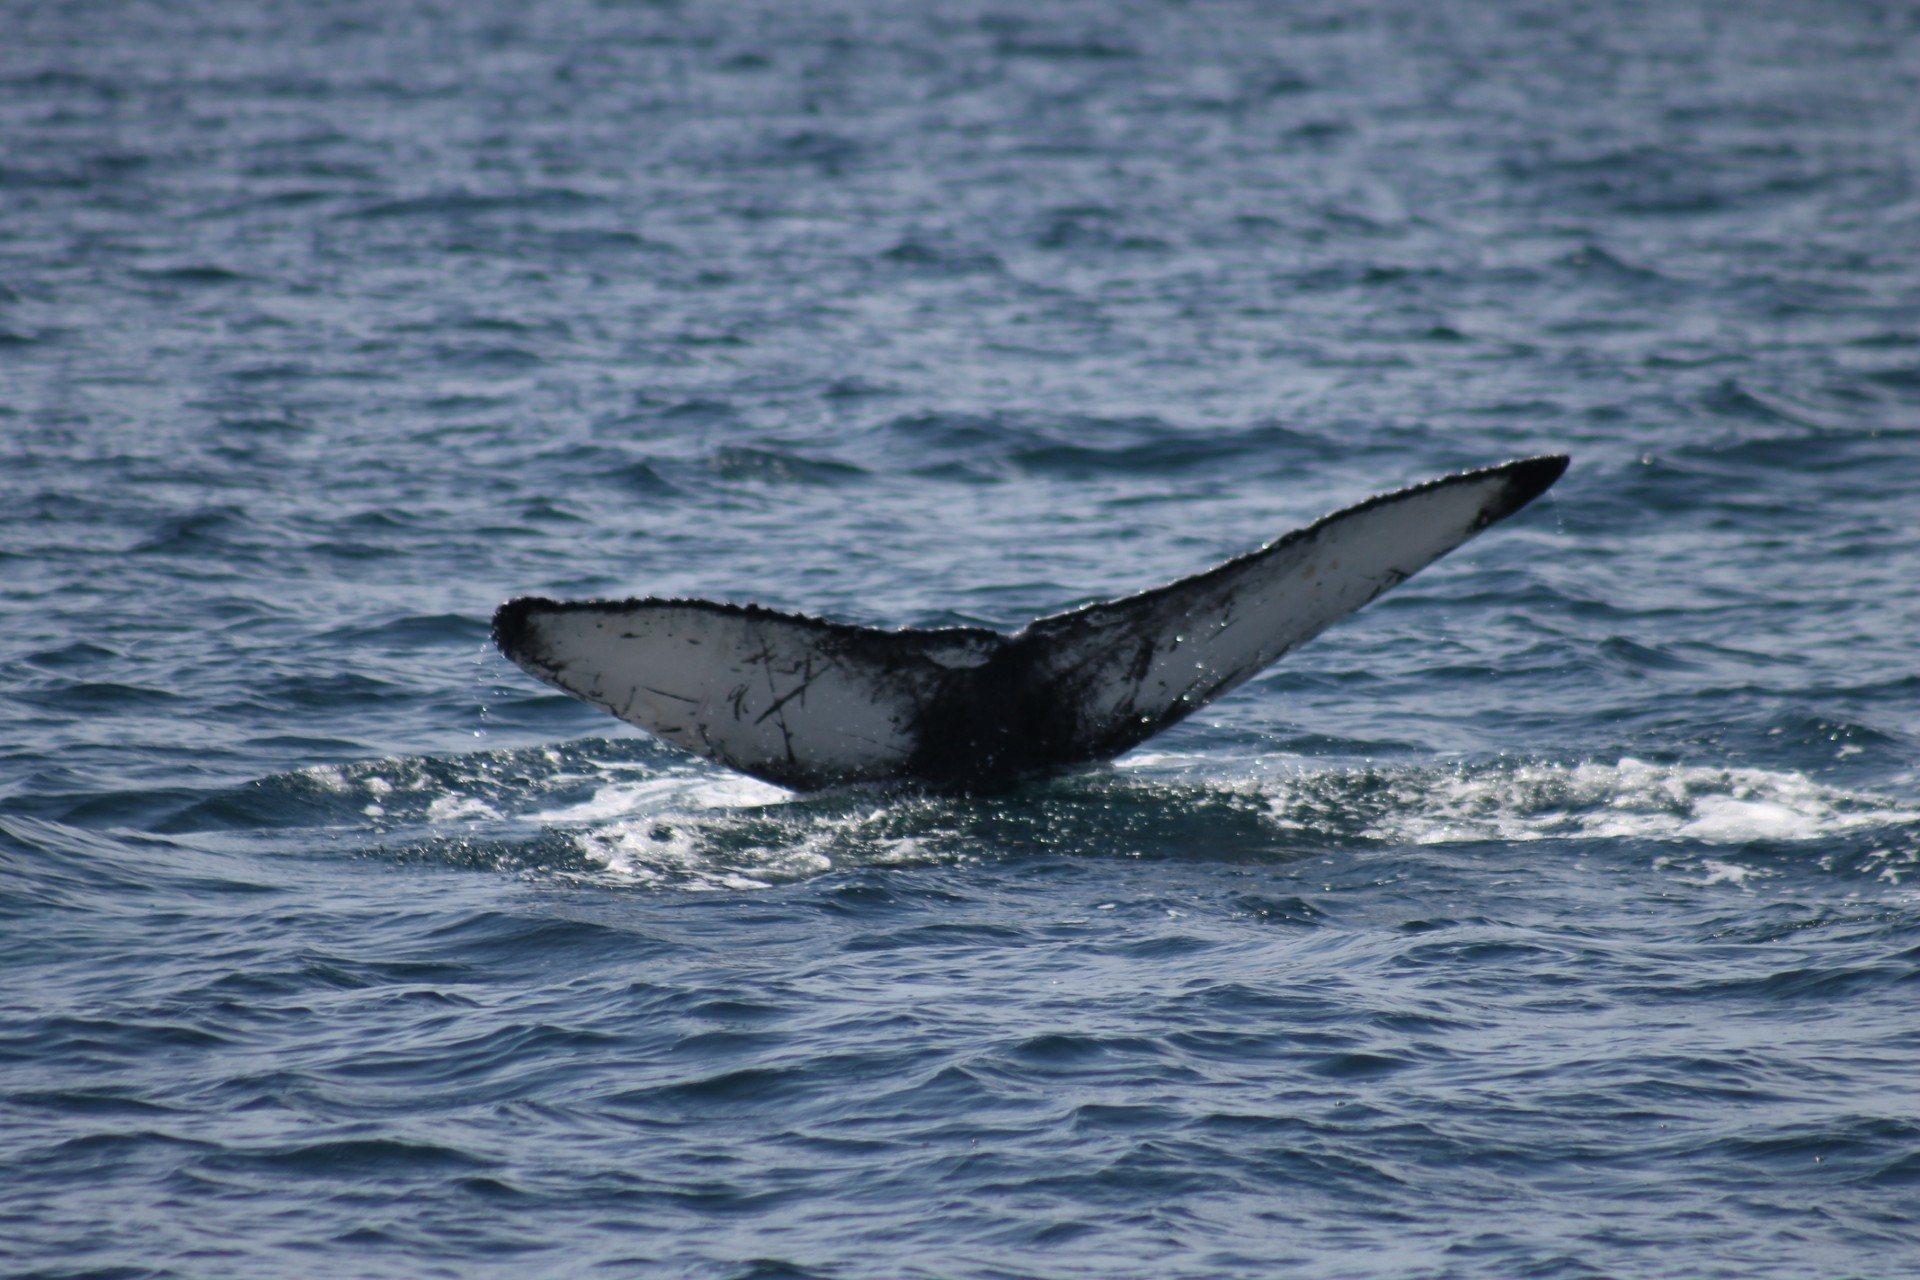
6,1,1920,1275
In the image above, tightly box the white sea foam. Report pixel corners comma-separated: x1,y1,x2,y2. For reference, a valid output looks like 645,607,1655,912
565,800,943,890
299,764,352,794
573,819,834,889
528,771,787,824
1264,757,1920,848
426,794,501,823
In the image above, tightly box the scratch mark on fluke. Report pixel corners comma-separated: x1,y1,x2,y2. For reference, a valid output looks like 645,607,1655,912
492,455,1567,791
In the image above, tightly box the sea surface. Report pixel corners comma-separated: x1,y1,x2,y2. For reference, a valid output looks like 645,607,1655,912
5,1,1920,1276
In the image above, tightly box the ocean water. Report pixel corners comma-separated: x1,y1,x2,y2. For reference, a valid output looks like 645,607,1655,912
5,0,1920,1275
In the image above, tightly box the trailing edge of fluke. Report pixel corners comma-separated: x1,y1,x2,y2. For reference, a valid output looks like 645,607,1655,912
493,454,1568,791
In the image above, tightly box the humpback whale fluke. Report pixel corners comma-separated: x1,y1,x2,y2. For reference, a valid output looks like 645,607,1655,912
493,455,1567,791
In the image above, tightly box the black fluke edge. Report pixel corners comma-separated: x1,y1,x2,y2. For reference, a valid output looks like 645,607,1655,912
490,595,543,661
1474,453,1568,530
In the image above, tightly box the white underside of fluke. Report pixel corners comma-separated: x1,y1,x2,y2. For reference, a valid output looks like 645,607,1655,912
496,601,993,788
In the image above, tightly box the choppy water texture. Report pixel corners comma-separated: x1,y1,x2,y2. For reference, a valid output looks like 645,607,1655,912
5,1,1920,1276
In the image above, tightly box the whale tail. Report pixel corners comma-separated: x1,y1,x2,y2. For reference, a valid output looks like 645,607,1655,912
493,454,1567,790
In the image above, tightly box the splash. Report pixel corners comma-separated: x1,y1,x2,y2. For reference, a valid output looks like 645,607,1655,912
528,755,1920,889
556,781,961,890
257,746,1920,890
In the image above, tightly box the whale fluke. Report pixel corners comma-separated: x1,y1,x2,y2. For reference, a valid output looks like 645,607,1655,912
493,454,1567,790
